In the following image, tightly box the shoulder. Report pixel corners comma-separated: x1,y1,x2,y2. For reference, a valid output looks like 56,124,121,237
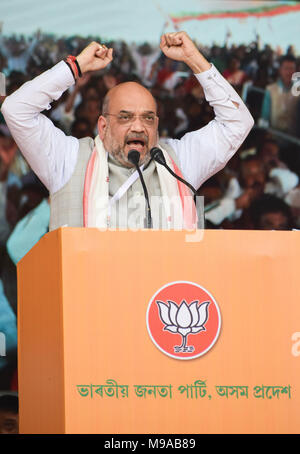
266,82,278,92
78,136,94,148
78,136,95,155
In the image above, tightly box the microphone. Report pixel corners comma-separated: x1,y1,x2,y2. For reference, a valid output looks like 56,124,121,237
128,150,153,229
150,147,204,229
150,147,197,195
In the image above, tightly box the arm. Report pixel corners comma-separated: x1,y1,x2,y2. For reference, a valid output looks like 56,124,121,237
1,61,78,193
204,183,255,226
1,42,113,194
205,197,236,226
7,198,50,265
160,32,254,189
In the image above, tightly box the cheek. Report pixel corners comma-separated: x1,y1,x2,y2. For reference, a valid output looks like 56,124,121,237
98,129,105,141
111,126,127,144
102,125,120,146
149,129,159,146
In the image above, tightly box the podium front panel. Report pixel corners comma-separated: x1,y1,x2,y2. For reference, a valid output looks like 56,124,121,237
18,229,300,433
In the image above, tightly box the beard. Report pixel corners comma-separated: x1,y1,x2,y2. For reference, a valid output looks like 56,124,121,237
104,130,153,168
109,145,152,167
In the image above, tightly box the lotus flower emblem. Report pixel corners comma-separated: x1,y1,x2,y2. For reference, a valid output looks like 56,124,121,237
156,300,210,352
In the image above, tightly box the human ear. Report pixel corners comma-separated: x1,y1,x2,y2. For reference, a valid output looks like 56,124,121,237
97,115,107,141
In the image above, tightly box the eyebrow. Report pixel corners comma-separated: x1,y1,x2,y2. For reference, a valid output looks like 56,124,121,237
119,109,157,115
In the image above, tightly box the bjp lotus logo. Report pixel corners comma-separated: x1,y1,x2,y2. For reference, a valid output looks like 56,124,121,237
157,300,210,353
146,281,221,360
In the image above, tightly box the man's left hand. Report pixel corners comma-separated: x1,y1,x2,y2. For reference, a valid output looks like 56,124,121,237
160,31,211,73
160,31,199,63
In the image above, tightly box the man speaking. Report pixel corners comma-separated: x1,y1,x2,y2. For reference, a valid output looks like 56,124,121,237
1,31,254,230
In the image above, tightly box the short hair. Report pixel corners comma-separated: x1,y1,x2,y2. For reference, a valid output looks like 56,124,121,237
240,154,263,168
279,55,296,66
250,194,293,229
102,91,110,115
257,139,279,155
0,395,18,413
71,117,91,131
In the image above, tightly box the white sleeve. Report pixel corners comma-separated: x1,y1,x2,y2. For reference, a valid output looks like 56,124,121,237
205,198,236,226
267,167,299,197
165,64,254,190
1,61,79,194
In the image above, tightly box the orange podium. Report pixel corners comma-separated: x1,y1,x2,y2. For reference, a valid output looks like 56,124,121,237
17,228,300,434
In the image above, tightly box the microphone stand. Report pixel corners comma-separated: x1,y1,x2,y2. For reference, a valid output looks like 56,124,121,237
150,147,197,195
128,150,153,229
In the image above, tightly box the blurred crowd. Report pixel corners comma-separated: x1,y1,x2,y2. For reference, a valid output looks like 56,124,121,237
0,29,300,402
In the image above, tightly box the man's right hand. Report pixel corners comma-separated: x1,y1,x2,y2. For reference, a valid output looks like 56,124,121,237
76,42,113,74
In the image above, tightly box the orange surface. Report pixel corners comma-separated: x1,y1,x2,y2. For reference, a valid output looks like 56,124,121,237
17,228,300,434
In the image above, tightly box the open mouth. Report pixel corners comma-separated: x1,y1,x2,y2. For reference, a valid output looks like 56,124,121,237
125,138,147,153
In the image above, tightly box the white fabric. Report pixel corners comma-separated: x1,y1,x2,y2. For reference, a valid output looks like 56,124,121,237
6,198,50,265
108,161,144,214
1,61,254,196
0,35,38,74
87,136,109,228
205,197,236,226
88,137,183,229
265,168,299,198
206,168,299,226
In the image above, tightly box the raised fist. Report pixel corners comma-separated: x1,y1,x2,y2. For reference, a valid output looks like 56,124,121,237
76,42,113,74
160,31,199,64
160,31,210,74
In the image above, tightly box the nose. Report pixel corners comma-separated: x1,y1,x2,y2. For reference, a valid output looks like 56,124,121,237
129,115,146,132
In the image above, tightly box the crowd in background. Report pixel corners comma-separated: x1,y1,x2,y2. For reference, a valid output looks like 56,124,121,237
0,29,300,416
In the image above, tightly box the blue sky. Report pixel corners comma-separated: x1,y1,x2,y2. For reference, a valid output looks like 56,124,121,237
0,0,299,51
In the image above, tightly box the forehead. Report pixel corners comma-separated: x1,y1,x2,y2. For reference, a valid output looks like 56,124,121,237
108,83,157,113
261,142,278,153
280,61,296,70
260,211,288,227
242,160,264,174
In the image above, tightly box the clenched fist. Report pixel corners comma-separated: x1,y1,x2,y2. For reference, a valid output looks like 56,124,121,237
76,42,113,74
160,31,210,74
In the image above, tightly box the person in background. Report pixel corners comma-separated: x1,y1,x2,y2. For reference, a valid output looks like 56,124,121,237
222,56,248,95
257,138,299,198
0,394,18,434
0,128,21,246
204,152,298,228
6,194,50,267
0,174,49,393
0,274,17,390
1,31,254,232
0,25,40,76
2,172,49,314
260,55,299,136
249,193,294,230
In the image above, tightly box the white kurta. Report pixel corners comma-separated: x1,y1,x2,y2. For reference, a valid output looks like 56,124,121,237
1,61,254,195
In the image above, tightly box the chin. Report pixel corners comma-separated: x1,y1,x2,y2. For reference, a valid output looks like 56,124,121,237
139,152,151,165
124,149,151,167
